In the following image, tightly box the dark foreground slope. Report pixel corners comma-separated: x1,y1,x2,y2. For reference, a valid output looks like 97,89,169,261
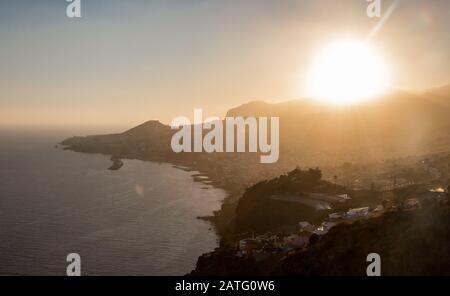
192,200,450,276
275,202,450,276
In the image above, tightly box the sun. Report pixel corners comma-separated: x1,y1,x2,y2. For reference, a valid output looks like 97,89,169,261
308,40,390,105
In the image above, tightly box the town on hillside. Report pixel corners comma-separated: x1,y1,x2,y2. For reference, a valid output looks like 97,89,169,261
204,159,450,266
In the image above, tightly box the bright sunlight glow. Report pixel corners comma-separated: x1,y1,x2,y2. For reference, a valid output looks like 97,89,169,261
308,40,391,105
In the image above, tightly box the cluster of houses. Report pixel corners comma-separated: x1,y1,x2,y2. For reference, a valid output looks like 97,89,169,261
237,206,374,257
284,206,373,249
236,187,449,258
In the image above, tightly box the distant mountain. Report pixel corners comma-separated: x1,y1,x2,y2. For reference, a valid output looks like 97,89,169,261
422,84,450,105
61,120,174,159
227,89,450,165
226,99,327,118
425,83,450,94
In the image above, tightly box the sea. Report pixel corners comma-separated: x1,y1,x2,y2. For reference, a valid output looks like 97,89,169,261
0,127,225,275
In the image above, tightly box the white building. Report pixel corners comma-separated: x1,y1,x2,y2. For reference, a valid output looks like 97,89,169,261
345,207,369,218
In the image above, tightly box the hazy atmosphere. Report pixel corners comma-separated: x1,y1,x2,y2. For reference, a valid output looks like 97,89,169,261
1,0,449,126
1,0,450,281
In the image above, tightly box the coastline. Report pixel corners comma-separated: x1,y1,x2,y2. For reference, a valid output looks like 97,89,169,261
152,159,240,241
61,143,240,243
171,164,238,234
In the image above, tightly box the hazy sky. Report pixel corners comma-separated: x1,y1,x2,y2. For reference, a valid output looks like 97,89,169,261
1,0,449,126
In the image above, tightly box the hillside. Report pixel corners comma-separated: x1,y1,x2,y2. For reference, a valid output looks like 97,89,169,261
274,201,450,276
231,168,381,236
61,120,174,159
192,198,450,276
227,89,450,165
